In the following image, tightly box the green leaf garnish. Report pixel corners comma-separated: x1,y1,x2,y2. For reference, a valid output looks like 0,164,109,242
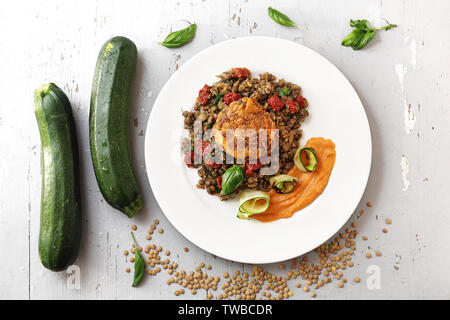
159,23,197,48
349,19,372,31
221,165,244,195
278,87,291,97
214,93,225,106
267,7,298,28
131,232,145,287
342,19,397,50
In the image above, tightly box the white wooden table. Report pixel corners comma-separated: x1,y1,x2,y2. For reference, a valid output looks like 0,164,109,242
1,0,449,299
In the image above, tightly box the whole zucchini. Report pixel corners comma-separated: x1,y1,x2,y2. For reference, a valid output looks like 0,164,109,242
89,36,143,217
34,83,82,271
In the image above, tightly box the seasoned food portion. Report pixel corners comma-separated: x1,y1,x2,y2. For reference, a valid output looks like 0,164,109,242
182,68,308,200
213,97,276,160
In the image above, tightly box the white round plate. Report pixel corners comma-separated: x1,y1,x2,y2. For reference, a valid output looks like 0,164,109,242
145,36,371,264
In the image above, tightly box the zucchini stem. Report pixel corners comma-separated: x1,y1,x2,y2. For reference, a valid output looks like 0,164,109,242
124,194,144,218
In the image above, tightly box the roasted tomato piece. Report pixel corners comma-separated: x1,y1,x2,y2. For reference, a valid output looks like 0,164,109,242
223,92,242,104
244,162,263,176
231,67,251,78
267,94,284,111
286,99,298,114
198,84,211,105
194,140,212,156
295,93,305,108
217,176,222,189
205,157,221,169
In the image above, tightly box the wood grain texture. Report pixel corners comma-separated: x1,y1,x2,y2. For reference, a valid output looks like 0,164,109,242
1,0,449,299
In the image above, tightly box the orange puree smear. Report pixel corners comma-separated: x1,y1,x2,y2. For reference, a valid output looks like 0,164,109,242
254,137,336,222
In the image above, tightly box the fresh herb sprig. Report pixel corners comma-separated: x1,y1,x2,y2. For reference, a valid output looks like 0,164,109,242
131,232,145,287
341,19,397,50
159,23,197,48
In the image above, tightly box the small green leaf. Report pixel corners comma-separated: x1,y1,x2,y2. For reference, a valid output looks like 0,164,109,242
349,19,372,31
341,29,366,48
214,93,225,106
278,87,291,97
267,7,297,28
131,232,145,287
354,30,376,50
221,165,244,194
159,23,197,48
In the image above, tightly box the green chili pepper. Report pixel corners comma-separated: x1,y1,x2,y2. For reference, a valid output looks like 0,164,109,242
159,23,197,48
221,165,244,194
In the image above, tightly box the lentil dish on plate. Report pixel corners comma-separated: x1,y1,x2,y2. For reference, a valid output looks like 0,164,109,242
182,67,309,201
146,36,368,261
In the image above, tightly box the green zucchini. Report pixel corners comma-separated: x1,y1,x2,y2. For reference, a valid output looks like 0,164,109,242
237,189,270,220
269,174,298,193
34,83,82,271
89,36,143,218
294,147,318,172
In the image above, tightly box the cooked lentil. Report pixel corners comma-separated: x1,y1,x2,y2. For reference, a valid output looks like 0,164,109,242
182,68,308,199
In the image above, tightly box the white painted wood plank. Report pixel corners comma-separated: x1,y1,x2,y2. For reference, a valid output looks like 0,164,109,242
1,0,450,299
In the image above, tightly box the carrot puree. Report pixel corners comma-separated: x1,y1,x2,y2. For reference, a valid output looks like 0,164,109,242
254,137,336,222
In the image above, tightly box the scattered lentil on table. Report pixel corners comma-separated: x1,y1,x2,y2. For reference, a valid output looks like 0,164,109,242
123,200,390,299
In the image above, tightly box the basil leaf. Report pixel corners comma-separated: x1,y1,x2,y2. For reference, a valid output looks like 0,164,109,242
267,7,297,28
353,30,376,50
159,23,196,48
349,19,372,31
221,165,244,194
131,232,145,287
341,29,367,48
278,87,291,97
342,19,397,50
